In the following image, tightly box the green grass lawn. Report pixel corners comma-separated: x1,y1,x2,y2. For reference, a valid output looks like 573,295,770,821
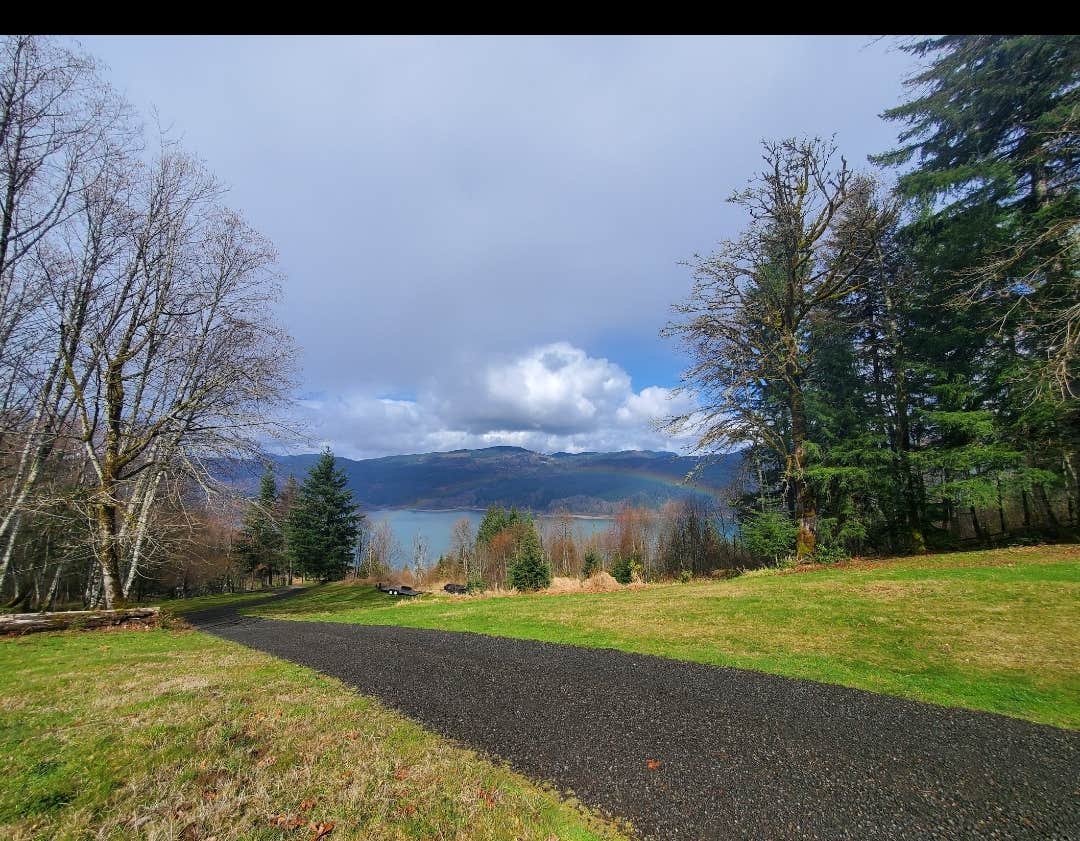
249,545,1080,729
0,629,627,841
158,587,310,616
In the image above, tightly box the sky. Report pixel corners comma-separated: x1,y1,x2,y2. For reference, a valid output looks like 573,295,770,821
78,35,919,460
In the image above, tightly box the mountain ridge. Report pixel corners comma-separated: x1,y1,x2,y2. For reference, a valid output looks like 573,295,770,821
249,446,741,514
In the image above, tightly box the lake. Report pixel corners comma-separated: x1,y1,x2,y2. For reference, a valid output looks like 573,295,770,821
363,508,615,562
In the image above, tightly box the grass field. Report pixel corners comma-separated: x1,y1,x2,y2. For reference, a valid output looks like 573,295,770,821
248,545,1080,729
157,589,300,616
0,628,627,841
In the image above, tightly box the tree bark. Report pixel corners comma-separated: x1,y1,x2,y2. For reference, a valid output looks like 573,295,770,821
0,607,158,635
970,506,987,544
788,371,816,559
1033,483,1061,535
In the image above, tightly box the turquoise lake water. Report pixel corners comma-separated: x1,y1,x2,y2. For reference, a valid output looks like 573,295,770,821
363,508,615,563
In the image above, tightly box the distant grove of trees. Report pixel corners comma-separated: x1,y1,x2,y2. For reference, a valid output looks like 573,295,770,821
666,36,1079,561
414,499,745,591
234,449,366,586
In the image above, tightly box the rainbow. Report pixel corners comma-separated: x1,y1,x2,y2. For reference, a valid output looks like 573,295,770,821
569,465,726,503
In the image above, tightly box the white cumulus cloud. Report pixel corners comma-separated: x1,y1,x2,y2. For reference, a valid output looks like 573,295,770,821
292,342,696,459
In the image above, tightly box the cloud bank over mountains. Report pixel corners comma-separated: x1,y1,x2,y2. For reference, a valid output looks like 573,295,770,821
297,343,698,459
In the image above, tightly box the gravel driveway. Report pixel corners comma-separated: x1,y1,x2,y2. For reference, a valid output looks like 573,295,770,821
189,595,1080,840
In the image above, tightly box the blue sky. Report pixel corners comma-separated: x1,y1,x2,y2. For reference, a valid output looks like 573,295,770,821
78,35,919,459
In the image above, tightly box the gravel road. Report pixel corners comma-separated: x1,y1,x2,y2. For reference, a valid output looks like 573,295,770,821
189,594,1080,840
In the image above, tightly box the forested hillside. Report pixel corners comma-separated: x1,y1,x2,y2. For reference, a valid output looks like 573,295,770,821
263,447,741,513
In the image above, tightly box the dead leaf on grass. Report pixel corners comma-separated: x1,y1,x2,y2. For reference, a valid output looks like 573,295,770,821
309,820,334,840
269,813,306,830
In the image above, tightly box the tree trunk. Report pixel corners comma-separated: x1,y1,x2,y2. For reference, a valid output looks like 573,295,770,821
0,347,70,591
0,513,20,596
882,282,925,553
1066,453,1080,528
788,374,816,559
94,350,128,609
44,559,64,611
122,468,164,598
1033,483,1061,536
970,507,987,544
996,480,1009,536
0,607,158,635
95,496,124,609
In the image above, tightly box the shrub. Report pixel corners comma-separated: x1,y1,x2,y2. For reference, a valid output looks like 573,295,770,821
813,517,851,564
677,569,693,584
741,511,797,565
507,528,551,592
466,576,487,594
581,549,601,579
610,553,642,585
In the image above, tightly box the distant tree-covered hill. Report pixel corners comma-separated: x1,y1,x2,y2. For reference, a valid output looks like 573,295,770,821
228,447,742,514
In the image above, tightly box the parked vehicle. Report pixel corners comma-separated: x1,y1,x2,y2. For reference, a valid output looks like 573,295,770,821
375,583,423,598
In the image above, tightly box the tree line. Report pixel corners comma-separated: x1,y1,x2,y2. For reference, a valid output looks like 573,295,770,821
665,36,1079,561
389,497,747,592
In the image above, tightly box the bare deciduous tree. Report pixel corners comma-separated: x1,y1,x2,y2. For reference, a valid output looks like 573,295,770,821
664,138,894,558
449,516,474,579
361,519,400,578
0,35,135,592
0,36,297,607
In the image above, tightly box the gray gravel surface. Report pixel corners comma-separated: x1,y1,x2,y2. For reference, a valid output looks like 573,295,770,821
188,593,1080,840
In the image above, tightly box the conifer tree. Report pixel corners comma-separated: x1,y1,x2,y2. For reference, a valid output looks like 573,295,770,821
877,34,1079,532
284,450,363,581
235,467,283,587
276,475,300,582
476,505,526,547
507,523,551,591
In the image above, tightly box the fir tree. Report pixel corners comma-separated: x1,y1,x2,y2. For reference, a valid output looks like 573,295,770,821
234,467,283,587
877,34,1079,534
507,524,551,591
476,504,526,547
284,449,364,581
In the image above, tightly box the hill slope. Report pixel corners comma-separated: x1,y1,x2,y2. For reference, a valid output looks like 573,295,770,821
259,447,740,513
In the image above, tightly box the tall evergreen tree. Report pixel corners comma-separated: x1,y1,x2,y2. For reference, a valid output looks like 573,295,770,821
234,467,283,587
284,450,364,581
276,475,300,582
876,34,1080,532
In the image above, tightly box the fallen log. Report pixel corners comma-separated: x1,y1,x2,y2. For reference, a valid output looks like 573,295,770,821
0,607,160,635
